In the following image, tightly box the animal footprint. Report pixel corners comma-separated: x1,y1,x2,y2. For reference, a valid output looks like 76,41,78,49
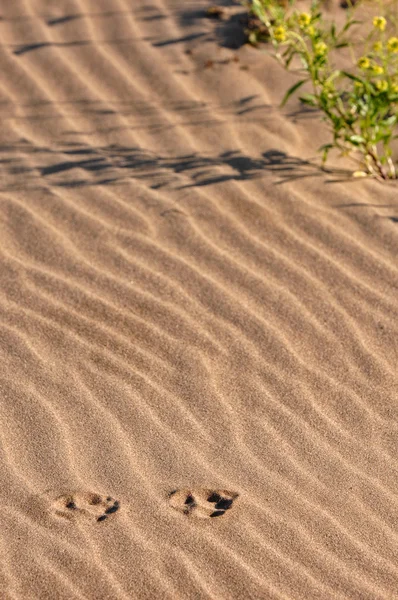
168,488,238,519
47,490,121,523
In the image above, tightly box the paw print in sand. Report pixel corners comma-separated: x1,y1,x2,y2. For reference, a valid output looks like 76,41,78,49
168,488,238,519
47,490,121,523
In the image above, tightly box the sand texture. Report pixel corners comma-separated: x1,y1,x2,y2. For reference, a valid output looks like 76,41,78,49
0,1,398,599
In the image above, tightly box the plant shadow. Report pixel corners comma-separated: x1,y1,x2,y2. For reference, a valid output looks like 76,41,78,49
176,1,249,49
0,139,350,193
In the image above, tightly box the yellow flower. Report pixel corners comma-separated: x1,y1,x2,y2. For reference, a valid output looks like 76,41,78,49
307,25,316,37
358,56,371,69
273,26,286,43
387,37,398,53
314,41,327,57
391,83,398,93
375,80,388,92
373,41,382,53
373,16,386,31
372,64,384,75
298,13,311,28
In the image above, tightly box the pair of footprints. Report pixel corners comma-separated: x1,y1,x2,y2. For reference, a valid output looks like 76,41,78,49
49,488,238,523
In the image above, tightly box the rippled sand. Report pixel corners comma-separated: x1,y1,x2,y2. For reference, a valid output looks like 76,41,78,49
1,1,398,599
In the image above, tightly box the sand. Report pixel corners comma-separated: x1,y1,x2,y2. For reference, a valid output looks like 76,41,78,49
0,0,397,599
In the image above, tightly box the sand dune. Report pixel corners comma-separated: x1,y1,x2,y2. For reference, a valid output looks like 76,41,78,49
0,0,398,598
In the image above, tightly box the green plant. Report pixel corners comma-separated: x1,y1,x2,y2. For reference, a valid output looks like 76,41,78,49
246,0,398,180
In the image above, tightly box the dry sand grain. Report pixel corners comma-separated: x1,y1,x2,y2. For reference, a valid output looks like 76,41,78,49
0,1,397,599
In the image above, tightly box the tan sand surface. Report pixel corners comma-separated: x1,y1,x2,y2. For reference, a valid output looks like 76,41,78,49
0,1,397,598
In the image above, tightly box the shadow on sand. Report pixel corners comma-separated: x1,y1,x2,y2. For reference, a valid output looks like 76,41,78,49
177,1,249,49
0,140,350,192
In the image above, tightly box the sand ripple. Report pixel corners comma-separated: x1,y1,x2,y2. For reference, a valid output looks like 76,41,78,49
0,0,397,598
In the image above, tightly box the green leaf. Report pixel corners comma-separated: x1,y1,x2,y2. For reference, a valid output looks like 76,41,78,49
374,131,392,144
299,93,318,107
280,79,308,107
248,31,258,45
331,116,344,131
319,143,333,164
285,51,295,69
299,55,309,69
348,135,366,146
381,115,397,127
325,70,341,85
251,0,265,20
341,71,364,84
341,19,362,33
